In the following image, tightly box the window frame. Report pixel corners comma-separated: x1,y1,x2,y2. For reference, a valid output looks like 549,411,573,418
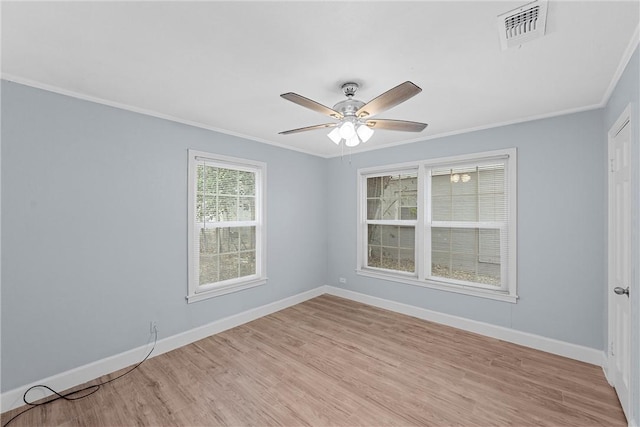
357,148,517,303
187,150,267,303
364,168,419,277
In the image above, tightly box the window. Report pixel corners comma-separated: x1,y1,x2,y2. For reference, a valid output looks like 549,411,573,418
187,150,266,303
366,171,418,273
357,149,517,302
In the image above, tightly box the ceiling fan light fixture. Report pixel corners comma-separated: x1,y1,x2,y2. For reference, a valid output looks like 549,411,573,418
327,127,341,144
345,134,360,147
339,121,356,139
357,124,374,143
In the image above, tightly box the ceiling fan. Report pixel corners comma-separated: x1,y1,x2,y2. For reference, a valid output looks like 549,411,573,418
278,81,428,147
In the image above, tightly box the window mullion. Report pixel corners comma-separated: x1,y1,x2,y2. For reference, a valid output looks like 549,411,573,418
199,220,258,228
431,221,504,229
475,166,480,280
366,219,417,226
418,164,427,281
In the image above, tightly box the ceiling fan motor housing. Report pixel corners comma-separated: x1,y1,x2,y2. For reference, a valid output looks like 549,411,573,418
333,82,364,117
333,98,365,117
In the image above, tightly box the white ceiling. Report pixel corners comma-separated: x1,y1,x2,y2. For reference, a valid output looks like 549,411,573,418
2,1,639,157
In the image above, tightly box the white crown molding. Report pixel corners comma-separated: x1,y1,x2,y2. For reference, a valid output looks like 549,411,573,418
600,23,640,107
2,67,624,161
0,286,326,414
5,18,639,163
0,74,328,159
0,73,602,160
337,102,604,158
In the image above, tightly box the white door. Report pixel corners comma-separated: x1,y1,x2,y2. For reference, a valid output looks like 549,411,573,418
608,106,632,420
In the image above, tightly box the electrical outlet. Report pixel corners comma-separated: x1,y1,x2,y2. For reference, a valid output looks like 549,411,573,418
339,277,347,284
150,321,158,334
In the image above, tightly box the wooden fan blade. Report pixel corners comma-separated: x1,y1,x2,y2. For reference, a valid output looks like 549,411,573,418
278,123,338,135
280,93,344,119
356,81,422,118
365,119,428,132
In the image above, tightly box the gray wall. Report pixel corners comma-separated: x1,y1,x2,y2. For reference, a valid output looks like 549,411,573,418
0,81,328,391
603,46,639,423
327,109,605,349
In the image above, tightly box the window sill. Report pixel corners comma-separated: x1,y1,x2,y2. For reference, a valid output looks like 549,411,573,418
186,278,267,304
356,269,518,303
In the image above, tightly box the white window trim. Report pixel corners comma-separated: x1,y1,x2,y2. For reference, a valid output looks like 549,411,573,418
356,148,517,303
364,168,419,277
187,150,267,303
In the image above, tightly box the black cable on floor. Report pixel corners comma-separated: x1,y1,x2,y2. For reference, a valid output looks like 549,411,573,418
2,327,158,427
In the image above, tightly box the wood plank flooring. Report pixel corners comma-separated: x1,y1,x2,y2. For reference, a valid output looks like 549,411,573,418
2,295,626,426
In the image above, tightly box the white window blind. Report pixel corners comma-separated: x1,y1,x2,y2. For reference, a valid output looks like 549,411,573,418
428,162,508,289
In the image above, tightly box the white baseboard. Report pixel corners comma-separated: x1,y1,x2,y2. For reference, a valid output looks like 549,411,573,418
325,286,604,366
0,286,326,414
2,284,608,414
602,352,615,386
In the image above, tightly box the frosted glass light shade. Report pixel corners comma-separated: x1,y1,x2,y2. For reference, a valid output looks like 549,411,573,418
345,134,360,147
339,121,356,139
327,127,341,144
357,124,374,142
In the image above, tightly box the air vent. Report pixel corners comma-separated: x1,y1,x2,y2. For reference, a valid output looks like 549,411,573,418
497,0,548,50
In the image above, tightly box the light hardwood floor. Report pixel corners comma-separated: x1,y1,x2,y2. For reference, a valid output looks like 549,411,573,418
2,295,626,426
